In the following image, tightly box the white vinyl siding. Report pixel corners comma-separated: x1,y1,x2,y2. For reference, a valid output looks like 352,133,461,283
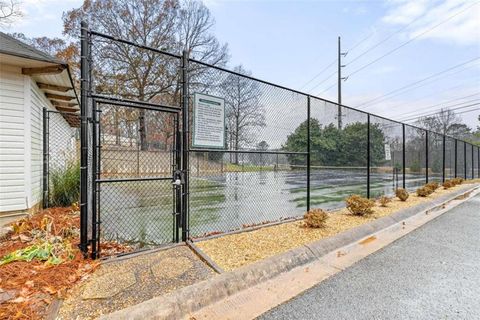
0,64,26,212
30,80,47,207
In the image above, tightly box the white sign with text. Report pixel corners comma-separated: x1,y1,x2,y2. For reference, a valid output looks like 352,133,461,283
385,143,391,161
192,93,226,149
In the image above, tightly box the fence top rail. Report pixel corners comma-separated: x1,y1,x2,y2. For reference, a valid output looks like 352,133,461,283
90,30,182,60
86,26,478,148
92,95,180,114
189,148,308,155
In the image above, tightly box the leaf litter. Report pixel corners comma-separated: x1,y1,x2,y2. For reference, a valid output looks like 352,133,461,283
0,206,129,319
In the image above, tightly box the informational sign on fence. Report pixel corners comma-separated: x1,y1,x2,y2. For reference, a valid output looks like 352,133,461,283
384,144,391,161
192,93,226,149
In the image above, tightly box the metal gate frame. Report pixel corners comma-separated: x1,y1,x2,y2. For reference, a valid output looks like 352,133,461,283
79,22,188,258
89,98,181,258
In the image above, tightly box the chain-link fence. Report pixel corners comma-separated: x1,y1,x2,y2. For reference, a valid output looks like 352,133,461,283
42,109,80,208
78,25,480,258
428,132,443,183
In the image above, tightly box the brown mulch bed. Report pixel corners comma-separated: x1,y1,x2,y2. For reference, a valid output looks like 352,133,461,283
0,207,128,320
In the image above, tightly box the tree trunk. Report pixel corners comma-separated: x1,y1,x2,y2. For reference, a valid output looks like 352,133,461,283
114,110,120,145
234,116,239,164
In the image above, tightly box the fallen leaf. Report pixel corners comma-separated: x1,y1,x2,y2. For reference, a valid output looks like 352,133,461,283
20,287,31,297
43,286,56,295
19,234,32,242
25,280,34,288
11,296,26,303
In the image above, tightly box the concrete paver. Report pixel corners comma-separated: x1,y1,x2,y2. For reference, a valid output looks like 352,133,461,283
58,245,215,319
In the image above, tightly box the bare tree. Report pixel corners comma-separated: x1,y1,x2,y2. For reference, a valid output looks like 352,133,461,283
0,0,22,26
63,0,229,150
417,108,472,139
220,65,266,164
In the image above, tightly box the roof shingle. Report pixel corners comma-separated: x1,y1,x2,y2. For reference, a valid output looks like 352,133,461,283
0,32,65,65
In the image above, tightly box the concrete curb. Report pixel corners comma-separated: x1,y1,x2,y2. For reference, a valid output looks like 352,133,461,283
100,184,479,320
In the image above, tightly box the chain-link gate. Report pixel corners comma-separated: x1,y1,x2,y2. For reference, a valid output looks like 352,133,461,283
42,109,80,208
79,22,186,258
88,99,181,257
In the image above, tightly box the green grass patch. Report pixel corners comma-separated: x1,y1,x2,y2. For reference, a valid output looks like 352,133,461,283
50,162,80,207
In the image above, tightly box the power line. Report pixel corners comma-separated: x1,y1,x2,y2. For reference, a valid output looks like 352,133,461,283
345,2,478,79
398,98,480,122
307,69,337,93
451,107,480,116
346,31,375,53
346,15,423,66
299,30,375,92
356,57,480,108
299,60,336,90
403,102,480,122
387,81,480,117
406,106,480,124
317,82,336,95
393,93,480,119
360,64,479,110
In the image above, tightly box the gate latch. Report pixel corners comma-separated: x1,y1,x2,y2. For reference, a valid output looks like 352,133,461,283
173,170,184,186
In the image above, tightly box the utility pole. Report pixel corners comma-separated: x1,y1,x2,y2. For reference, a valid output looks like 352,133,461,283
337,36,347,129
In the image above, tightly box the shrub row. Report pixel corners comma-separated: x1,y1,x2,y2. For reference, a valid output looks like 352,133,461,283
304,177,466,228
443,178,463,189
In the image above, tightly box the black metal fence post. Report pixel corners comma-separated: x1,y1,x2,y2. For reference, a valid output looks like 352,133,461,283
91,100,98,259
471,144,474,180
464,141,467,179
79,21,89,256
402,124,406,189
425,131,429,184
95,108,102,257
306,96,311,211
454,139,457,178
367,114,371,198
478,146,480,179
442,134,446,183
175,115,181,243
181,50,190,242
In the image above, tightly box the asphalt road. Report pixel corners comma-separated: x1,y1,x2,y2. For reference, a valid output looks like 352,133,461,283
259,194,480,320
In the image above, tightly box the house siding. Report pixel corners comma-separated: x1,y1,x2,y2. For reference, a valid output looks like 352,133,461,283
30,80,48,208
0,63,73,213
0,64,26,212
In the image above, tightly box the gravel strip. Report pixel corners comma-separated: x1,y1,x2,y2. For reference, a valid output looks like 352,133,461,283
196,183,479,271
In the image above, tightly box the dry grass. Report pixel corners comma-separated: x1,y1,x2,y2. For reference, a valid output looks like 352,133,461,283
196,182,478,271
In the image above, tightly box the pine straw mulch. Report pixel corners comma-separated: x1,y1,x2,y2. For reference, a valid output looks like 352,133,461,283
0,207,129,320
196,182,479,271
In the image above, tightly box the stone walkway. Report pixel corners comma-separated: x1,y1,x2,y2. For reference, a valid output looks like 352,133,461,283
57,245,215,319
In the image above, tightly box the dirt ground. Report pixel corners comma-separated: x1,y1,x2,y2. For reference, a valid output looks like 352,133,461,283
196,182,479,271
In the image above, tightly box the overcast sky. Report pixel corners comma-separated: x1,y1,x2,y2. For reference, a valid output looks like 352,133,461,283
4,0,480,129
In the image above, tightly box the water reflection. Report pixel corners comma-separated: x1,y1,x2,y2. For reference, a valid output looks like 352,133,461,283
100,169,437,245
